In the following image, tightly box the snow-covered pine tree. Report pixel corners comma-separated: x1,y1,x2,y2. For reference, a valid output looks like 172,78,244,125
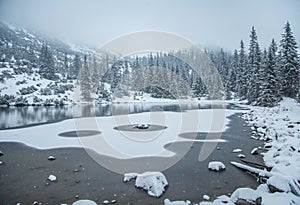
279,21,300,98
226,49,238,94
269,39,282,100
257,44,279,107
39,44,56,80
236,40,248,99
79,55,92,101
247,27,261,104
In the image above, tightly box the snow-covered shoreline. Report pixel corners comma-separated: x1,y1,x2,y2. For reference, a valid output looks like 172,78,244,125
165,98,300,205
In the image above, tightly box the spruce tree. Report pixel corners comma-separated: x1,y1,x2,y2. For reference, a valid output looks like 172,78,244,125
79,55,92,101
279,21,300,98
257,45,279,107
227,49,238,93
236,40,248,99
247,27,261,103
39,44,55,80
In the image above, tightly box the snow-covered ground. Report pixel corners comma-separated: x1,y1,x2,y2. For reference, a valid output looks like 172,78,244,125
0,68,74,105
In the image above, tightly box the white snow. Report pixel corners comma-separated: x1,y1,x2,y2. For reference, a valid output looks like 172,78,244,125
250,147,258,155
0,108,240,159
267,175,291,193
102,200,109,204
232,148,242,153
203,195,210,200
124,172,168,197
164,199,191,205
230,187,260,204
237,154,245,158
208,161,226,171
48,155,56,160
48,174,57,182
72,200,97,205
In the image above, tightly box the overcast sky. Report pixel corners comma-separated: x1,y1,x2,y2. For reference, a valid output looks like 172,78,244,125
0,0,299,51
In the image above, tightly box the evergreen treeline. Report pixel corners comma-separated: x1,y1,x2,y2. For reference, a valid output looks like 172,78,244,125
207,22,299,106
1,21,299,106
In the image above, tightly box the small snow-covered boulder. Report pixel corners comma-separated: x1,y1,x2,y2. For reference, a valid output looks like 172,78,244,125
230,187,261,205
203,194,210,200
0,150,3,156
208,161,226,171
164,199,191,205
48,156,56,161
251,148,259,155
72,200,97,205
102,200,109,204
233,149,243,153
0,161,3,165
48,174,57,182
267,175,291,193
133,123,149,129
237,154,246,158
123,173,138,182
124,172,168,197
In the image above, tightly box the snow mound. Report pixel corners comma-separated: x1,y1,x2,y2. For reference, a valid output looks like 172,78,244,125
208,161,226,171
124,172,168,197
164,199,191,205
72,200,97,205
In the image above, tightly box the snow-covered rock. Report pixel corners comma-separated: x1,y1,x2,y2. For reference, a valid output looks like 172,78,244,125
203,195,210,200
267,175,291,193
48,155,56,161
230,187,261,205
232,148,243,153
250,148,259,155
208,161,226,171
237,154,246,158
164,199,191,205
48,174,57,182
133,123,149,129
72,200,97,205
124,172,168,197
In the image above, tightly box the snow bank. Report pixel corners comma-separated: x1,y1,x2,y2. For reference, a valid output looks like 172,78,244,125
242,98,300,186
124,172,168,197
208,161,226,171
